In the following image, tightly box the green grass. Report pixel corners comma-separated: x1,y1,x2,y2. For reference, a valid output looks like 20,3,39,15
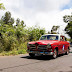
0,42,27,56
0,49,27,56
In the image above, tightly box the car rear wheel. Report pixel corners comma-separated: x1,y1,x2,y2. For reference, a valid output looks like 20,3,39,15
65,48,69,55
53,49,58,59
29,53,35,57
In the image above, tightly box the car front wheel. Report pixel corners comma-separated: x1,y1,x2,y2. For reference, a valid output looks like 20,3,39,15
29,53,35,57
53,49,58,59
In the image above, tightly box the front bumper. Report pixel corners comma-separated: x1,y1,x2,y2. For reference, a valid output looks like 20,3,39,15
27,50,53,55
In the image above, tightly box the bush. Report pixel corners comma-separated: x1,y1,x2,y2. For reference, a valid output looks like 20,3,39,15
18,49,26,54
0,42,4,53
28,26,45,41
0,12,46,55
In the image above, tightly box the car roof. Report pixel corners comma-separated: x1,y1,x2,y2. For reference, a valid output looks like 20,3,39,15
42,34,64,37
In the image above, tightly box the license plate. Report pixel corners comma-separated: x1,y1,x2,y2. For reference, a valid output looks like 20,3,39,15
45,52,48,54
30,51,39,53
40,52,43,54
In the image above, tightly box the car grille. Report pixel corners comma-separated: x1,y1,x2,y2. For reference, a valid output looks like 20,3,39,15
38,45,47,51
29,44,36,50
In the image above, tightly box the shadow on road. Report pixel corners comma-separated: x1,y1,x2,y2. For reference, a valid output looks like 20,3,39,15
20,54,64,60
21,55,53,60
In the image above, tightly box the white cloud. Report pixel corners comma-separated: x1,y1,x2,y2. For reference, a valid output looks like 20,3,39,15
23,0,70,11
0,0,72,35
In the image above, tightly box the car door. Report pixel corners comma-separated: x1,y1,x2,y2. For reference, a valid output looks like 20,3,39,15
63,37,68,53
58,36,64,54
61,36,68,53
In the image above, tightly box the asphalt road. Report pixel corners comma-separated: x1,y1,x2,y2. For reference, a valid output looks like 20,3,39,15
0,48,72,72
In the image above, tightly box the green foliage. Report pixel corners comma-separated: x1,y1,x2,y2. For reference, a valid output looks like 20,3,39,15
0,3,5,10
63,14,72,42
0,11,46,55
28,26,45,41
51,26,60,31
0,3,46,55
49,25,60,34
1,11,14,25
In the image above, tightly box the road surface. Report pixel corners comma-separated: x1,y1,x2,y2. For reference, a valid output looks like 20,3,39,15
0,48,72,72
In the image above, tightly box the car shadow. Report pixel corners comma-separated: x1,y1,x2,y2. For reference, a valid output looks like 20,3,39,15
20,54,64,60
21,55,53,60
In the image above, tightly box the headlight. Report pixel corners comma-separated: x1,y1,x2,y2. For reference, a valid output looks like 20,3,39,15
47,44,51,48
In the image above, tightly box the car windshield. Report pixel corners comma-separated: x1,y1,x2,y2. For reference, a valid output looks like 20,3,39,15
40,35,59,40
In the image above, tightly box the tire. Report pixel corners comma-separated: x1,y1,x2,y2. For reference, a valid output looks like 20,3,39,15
65,48,69,55
29,53,35,57
53,49,58,59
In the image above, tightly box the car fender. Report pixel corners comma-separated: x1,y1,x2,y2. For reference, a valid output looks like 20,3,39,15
52,45,59,51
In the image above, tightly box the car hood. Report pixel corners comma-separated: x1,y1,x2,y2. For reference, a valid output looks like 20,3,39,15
29,40,59,45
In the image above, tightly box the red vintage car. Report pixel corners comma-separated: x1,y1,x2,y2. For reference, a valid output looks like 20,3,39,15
27,34,70,59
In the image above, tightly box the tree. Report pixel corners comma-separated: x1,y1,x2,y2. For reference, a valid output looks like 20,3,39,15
28,26,45,41
15,18,27,43
51,25,60,34
16,18,20,26
63,15,72,23
0,3,5,10
1,11,14,25
0,11,15,51
0,9,46,53
63,14,72,42
16,18,26,27
21,20,24,26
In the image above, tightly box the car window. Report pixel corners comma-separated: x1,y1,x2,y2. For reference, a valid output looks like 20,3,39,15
60,36,62,41
47,35,58,40
40,35,59,40
40,36,47,40
60,36,65,41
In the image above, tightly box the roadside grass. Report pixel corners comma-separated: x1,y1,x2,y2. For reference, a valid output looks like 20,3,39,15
0,43,27,56
0,49,27,56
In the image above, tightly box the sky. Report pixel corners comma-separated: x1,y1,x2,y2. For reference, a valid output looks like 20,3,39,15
0,0,72,36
